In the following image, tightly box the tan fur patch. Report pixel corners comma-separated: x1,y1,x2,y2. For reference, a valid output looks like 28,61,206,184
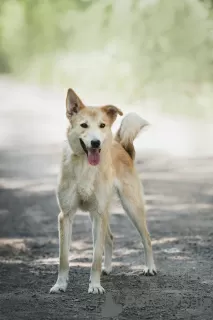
101,105,123,125
111,141,133,176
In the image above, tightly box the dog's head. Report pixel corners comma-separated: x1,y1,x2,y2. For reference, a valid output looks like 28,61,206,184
66,88,123,166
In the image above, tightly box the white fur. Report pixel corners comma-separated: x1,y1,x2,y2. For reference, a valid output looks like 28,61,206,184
119,112,149,147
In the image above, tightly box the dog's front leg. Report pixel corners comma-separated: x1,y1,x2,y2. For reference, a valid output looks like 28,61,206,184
50,211,75,293
88,214,105,294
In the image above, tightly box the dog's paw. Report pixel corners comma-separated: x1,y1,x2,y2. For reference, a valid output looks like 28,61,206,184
88,283,105,294
141,266,157,276
50,280,68,294
102,266,112,275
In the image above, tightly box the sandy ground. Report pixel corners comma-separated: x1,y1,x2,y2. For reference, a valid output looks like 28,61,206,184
0,78,213,319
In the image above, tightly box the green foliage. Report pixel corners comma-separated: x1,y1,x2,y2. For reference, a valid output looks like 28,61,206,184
0,0,213,117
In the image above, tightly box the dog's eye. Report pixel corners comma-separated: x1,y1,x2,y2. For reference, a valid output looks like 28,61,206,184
100,123,105,128
80,123,88,128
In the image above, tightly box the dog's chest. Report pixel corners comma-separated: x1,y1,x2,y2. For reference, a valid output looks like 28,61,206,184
70,157,113,213
75,163,98,201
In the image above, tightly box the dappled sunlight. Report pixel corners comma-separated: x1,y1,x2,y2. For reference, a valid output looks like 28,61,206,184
71,239,91,251
113,248,140,257
0,238,28,253
163,248,181,254
168,255,192,261
152,237,178,245
147,203,213,213
0,178,56,193
146,193,180,204
34,257,126,269
141,170,213,182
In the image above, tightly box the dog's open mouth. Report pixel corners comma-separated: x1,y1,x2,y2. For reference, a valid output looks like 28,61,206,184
79,139,101,166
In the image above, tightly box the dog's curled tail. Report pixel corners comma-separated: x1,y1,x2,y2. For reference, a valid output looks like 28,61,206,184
115,112,149,160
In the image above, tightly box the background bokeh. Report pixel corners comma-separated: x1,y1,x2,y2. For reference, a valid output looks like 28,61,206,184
1,0,213,117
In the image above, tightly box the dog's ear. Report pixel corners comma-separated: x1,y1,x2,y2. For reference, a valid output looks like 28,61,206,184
101,105,123,124
66,88,85,120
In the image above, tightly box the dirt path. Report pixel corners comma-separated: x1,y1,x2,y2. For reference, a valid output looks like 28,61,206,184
0,78,213,319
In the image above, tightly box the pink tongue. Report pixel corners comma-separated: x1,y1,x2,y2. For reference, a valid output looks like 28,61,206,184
88,149,100,166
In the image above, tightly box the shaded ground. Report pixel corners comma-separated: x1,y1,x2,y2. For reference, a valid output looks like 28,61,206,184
0,78,213,319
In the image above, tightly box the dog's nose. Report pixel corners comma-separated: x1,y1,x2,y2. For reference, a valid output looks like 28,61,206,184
91,139,101,148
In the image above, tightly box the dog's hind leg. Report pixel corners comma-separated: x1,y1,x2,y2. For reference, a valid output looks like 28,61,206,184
50,211,75,293
117,172,157,276
102,222,113,275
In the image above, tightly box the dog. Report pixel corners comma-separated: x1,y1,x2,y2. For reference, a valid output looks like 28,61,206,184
50,88,156,295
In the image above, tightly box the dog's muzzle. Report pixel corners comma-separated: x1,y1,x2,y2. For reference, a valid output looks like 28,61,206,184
79,138,101,166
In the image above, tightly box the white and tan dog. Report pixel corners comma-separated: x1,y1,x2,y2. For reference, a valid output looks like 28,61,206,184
50,88,156,295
